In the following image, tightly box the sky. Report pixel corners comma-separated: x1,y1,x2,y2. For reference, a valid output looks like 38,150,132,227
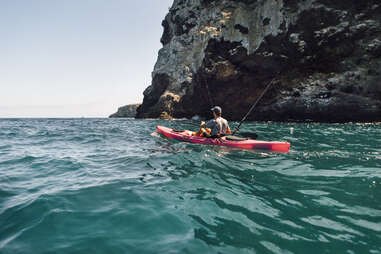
0,0,173,117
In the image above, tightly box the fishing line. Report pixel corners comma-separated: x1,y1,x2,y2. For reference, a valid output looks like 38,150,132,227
203,75,214,108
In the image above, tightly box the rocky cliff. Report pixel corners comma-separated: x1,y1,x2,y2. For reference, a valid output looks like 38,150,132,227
136,0,381,122
109,103,141,118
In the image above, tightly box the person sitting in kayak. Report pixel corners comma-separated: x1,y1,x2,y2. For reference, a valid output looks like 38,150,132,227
194,106,231,138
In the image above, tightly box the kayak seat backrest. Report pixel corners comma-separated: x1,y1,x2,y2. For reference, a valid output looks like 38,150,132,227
225,136,248,141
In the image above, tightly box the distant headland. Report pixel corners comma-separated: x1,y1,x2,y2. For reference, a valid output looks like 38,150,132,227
109,103,141,118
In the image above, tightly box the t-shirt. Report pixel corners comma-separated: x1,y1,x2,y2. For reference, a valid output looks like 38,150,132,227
205,117,230,136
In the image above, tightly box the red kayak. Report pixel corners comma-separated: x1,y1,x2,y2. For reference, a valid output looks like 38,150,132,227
156,125,290,153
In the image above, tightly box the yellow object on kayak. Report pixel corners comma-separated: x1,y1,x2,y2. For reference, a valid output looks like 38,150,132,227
193,128,211,136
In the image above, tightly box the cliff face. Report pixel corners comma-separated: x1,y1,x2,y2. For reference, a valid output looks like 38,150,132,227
136,0,381,122
109,103,141,118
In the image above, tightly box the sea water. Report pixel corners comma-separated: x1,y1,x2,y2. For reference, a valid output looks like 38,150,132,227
0,118,380,254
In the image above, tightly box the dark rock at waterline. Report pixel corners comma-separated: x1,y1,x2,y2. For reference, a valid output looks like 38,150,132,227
136,0,381,122
109,104,141,118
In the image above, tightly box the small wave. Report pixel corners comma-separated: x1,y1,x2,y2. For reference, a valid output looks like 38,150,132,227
82,138,102,144
150,132,161,138
33,131,63,138
0,144,12,150
67,136,85,142
108,127,122,134
0,155,39,166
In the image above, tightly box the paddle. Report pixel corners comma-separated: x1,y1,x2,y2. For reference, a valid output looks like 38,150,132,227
236,132,258,139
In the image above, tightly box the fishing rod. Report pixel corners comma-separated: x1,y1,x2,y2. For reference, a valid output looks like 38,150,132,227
232,77,276,135
180,75,275,139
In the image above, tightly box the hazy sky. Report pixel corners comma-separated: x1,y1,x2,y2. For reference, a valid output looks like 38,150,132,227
0,0,173,117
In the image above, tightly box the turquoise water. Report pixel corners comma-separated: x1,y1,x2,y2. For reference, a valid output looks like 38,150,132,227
0,118,380,254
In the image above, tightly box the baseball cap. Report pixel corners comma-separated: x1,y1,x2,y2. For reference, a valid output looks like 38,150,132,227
211,106,222,114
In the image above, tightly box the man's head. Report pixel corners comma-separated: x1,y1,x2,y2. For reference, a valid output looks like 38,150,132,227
211,106,222,118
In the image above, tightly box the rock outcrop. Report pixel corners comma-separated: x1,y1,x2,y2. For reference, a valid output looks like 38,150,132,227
109,103,141,118
136,0,381,122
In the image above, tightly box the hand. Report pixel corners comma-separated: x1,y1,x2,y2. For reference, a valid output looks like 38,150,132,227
200,121,205,127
